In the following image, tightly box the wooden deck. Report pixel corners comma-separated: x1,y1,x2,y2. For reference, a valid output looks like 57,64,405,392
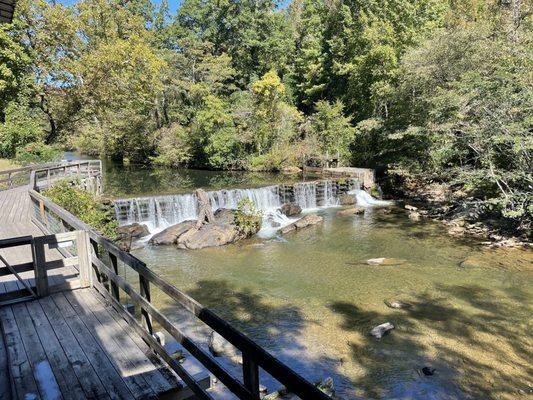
0,288,180,400
0,186,183,400
0,186,78,299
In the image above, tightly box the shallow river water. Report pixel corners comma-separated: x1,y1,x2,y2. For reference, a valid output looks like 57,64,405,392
102,163,532,400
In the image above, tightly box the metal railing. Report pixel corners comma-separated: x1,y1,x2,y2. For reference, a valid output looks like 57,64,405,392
28,166,332,400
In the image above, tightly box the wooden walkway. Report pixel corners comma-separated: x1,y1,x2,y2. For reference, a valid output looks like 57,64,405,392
0,186,183,400
0,186,77,298
0,288,180,400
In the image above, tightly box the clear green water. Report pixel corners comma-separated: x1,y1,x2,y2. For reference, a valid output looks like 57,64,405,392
99,161,532,399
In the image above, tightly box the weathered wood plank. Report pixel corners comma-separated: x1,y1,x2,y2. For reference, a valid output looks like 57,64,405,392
63,290,157,400
0,306,41,400
77,288,177,395
0,315,12,400
38,296,110,400
11,303,63,400
25,300,87,400
50,292,135,400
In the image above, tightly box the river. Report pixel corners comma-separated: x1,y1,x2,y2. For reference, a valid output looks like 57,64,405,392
91,159,532,399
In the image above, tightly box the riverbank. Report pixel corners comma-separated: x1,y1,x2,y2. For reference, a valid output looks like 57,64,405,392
382,168,532,248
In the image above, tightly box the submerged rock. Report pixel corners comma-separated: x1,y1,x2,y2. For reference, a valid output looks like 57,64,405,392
337,206,365,216
408,211,421,221
384,300,413,310
316,377,335,397
149,221,196,245
280,203,302,217
421,367,436,376
366,258,406,266
338,194,356,206
405,204,418,211
370,322,395,339
208,332,242,364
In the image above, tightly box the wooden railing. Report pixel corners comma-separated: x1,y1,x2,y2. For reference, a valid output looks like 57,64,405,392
0,161,64,191
28,170,332,399
30,160,103,195
0,231,91,305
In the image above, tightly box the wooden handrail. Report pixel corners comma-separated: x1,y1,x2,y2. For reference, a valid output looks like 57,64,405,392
27,168,332,400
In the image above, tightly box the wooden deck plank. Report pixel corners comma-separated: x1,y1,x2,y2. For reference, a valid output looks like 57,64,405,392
38,296,110,400
10,302,63,400
63,290,157,400
50,292,135,400
0,314,12,400
76,289,177,395
24,300,88,400
0,306,41,400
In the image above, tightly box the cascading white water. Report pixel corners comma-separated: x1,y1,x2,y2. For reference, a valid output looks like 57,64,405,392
293,182,317,209
115,179,362,235
348,189,392,207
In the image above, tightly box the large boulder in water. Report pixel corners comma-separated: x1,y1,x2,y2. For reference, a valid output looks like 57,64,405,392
214,208,235,225
280,203,302,217
149,221,196,245
117,223,150,239
176,223,239,249
280,214,323,234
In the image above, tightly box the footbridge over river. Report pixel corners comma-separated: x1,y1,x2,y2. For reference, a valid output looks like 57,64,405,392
0,161,332,400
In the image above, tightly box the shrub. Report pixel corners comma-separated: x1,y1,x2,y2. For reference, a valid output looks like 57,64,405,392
44,180,118,239
234,198,263,238
15,142,61,165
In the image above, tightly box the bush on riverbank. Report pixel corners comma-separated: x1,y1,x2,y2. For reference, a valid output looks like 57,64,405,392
44,181,117,239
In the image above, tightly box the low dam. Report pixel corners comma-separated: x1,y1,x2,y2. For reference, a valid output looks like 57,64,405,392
114,179,362,233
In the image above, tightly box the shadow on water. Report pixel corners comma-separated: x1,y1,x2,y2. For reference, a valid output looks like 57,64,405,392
328,283,532,399
184,279,346,389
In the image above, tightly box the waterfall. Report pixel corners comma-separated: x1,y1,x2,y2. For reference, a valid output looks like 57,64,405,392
115,179,362,234
348,189,392,207
293,182,317,209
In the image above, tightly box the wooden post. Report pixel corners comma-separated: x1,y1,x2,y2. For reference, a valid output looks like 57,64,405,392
242,354,260,399
39,200,46,226
139,275,153,334
32,237,49,297
109,252,120,302
76,231,92,288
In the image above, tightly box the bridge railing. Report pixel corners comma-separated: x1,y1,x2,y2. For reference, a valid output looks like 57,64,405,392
31,160,103,195
28,170,331,400
0,161,64,191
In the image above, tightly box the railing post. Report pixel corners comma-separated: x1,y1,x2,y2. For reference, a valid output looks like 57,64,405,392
139,275,153,334
242,354,260,399
32,237,49,297
76,230,92,288
109,252,120,302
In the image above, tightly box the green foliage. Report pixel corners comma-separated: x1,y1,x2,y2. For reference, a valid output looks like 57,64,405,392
0,102,43,158
15,142,61,165
234,198,263,238
44,180,118,239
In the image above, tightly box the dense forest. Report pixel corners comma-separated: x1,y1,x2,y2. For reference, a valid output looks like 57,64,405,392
0,0,531,232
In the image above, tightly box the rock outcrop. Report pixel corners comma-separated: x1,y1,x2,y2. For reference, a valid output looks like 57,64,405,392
149,208,259,249
149,221,196,245
117,223,150,239
280,214,323,234
280,203,302,217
